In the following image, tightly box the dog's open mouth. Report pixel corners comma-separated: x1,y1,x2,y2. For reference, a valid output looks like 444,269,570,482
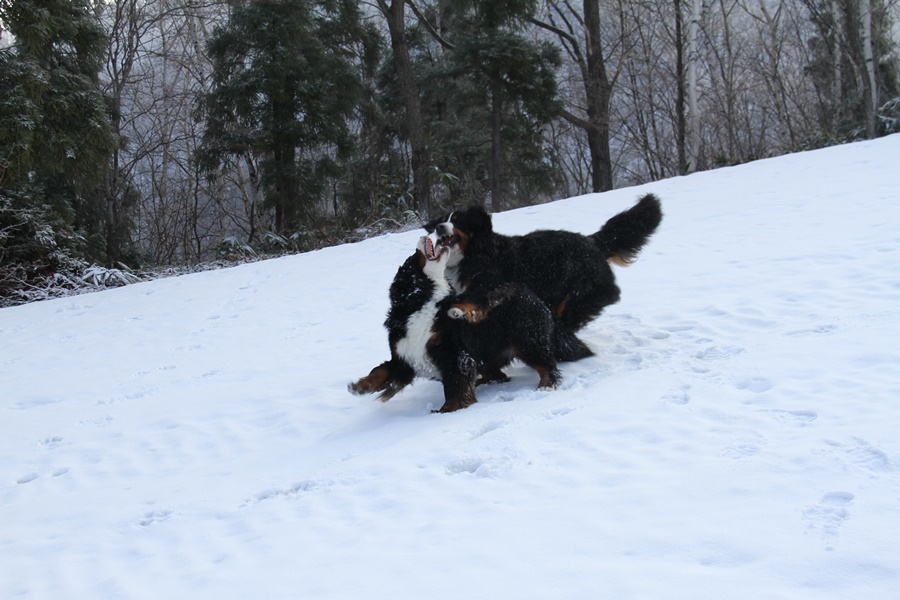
422,236,447,261
437,233,459,249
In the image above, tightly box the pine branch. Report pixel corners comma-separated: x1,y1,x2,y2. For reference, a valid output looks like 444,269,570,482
406,0,455,51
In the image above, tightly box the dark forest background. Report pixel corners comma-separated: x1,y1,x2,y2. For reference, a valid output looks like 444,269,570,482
2,0,898,305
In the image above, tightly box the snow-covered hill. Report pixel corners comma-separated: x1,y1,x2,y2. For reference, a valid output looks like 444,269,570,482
2,136,899,599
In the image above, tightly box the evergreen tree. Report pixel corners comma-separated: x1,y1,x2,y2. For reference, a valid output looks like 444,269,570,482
376,0,432,220
197,0,374,235
393,0,561,211
452,29,560,208
0,0,118,288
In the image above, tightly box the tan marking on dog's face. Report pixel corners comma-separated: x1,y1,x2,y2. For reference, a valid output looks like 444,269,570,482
434,213,472,255
454,228,471,253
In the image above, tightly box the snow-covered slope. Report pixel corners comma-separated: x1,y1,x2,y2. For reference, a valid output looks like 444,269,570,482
2,136,899,599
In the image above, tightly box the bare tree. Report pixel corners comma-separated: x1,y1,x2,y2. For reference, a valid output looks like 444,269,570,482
687,0,702,171
861,0,878,137
531,0,619,192
99,0,251,265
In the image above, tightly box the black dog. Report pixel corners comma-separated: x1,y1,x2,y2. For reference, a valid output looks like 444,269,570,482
425,194,663,361
349,236,559,413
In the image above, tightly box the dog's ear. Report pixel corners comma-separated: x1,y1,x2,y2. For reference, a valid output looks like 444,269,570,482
467,205,493,234
422,212,448,233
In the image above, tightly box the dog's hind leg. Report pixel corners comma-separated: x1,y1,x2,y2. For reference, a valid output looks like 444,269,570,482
517,352,561,389
512,329,562,389
558,279,621,333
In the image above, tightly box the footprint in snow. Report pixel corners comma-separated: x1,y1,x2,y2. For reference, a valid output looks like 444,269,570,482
693,345,745,361
733,375,774,393
469,420,506,440
802,491,854,548
16,472,40,485
445,457,500,478
784,324,838,337
38,436,64,450
542,406,576,418
79,415,114,427
664,322,698,334
823,438,893,474
762,409,817,426
15,467,68,484
241,480,320,507
719,430,766,460
718,443,761,459
136,509,173,527
661,384,691,405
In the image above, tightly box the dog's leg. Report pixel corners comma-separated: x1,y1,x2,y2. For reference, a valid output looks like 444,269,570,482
476,367,511,386
510,310,562,389
558,277,621,332
349,362,392,395
348,359,414,401
437,353,478,413
532,364,561,389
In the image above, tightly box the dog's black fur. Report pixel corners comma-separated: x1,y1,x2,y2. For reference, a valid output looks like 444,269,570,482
425,194,663,361
349,237,559,413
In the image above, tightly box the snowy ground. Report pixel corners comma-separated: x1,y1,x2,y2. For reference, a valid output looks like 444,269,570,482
2,136,899,599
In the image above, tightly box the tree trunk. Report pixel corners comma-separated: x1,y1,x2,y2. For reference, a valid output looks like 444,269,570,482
529,0,613,192
490,80,503,210
583,0,613,192
840,0,874,138
687,0,701,171
861,0,877,138
674,0,687,174
378,0,431,219
832,0,843,130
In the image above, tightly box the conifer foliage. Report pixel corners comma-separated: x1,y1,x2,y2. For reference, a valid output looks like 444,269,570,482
0,0,118,305
197,0,375,235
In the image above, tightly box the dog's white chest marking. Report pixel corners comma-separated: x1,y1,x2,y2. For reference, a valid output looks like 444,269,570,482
444,248,465,293
396,262,452,378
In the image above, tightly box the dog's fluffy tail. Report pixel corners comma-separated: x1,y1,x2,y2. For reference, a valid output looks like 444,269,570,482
592,194,663,266
553,326,594,362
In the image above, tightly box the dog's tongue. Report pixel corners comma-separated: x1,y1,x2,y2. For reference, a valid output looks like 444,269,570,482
424,236,436,260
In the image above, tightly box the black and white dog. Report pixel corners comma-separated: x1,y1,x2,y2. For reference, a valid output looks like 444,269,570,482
425,194,663,361
349,236,559,413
